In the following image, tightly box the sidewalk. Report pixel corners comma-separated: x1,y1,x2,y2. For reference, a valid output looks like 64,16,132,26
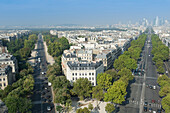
43,40,55,65
70,99,110,113
27,43,37,66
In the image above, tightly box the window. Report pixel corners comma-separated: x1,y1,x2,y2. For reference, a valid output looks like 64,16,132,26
0,83,2,86
75,73,77,76
82,73,84,76
0,78,1,81
75,77,77,80
72,77,74,80
85,73,87,75
72,73,74,76
92,77,94,80
3,78,5,81
79,73,81,76
92,82,94,86
89,73,91,75
89,77,91,80
92,73,94,75
4,83,6,86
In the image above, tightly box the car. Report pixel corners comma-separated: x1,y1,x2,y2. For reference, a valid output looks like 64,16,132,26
146,84,149,88
157,109,161,113
144,107,147,112
47,106,51,111
149,85,153,89
149,108,152,112
153,86,156,90
45,87,47,90
149,55,150,56
153,111,156,113
152,99,156,103
166,71,168,73
41,72,44,75
144,102,148,106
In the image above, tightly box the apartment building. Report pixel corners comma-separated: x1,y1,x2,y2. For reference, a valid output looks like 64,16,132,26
0,53,18,81
76,49,93,61
0,65,13,90
66,61,104,86
62,50,78,75
95,50,112,71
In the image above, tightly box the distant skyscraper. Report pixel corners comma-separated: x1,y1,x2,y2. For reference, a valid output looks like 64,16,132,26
155,16,159,26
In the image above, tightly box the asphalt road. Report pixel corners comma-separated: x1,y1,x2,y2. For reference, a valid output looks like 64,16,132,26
119,30,163,113
31,33,55,113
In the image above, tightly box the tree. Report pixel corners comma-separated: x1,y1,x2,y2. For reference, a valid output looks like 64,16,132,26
76,107,90,113
92,85,104,101
97,73,113,90
5,96,32,113
72,78,92,100
52,76,70,89
105,69,118,81
157,75,170,87
104,80,127,104
46,63,61,77
54,88,71,105
159,85,170,97
157,66,165,74
156,60,163,68
161,93,170,113
113,54,137,71
105,103,115,113
23,74,34,94
56,105,63,113
88,103,93,111
118,68,134,81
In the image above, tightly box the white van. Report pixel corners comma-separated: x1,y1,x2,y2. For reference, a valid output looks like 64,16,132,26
153,86,156,90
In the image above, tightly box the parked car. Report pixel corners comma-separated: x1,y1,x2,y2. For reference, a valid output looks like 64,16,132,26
149,108,152,112
144,102,148,106
47,106,51,111
153,86,156,90
157,109,161,113
152,99,156,103
144,107,147,112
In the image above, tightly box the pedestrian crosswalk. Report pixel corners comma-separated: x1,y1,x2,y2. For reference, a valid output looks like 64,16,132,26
129,100,161,108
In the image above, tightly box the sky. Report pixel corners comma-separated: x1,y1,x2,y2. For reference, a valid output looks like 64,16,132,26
0,0,170,26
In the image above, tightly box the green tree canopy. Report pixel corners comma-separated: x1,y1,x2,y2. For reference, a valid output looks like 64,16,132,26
97,73,113,90
104,80,127,104
92,85,104,101
88,103,93,111
72,78,92,100
76,107,90,113
5,96,32,113
161,93,170,113
105,103,115,113
159,85,170,97
105,69,118,81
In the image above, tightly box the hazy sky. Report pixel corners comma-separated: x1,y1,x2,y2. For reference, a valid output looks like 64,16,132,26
0,0,169,26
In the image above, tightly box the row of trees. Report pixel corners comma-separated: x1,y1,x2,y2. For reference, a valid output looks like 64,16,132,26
157,74,170,113
0,34,38,113
44,35,72,112
0,64,35,113
43,34,70,57
151,34,169,74
114,34,147,71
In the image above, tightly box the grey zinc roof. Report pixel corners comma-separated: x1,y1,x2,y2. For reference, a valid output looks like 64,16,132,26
96,53,107,59
77,49,92,54
67,61,103,69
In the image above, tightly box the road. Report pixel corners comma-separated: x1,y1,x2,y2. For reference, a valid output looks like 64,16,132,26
119,29,162,113
31,33,55,113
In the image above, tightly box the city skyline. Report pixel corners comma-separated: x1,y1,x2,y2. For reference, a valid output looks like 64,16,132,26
0,0,170,26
